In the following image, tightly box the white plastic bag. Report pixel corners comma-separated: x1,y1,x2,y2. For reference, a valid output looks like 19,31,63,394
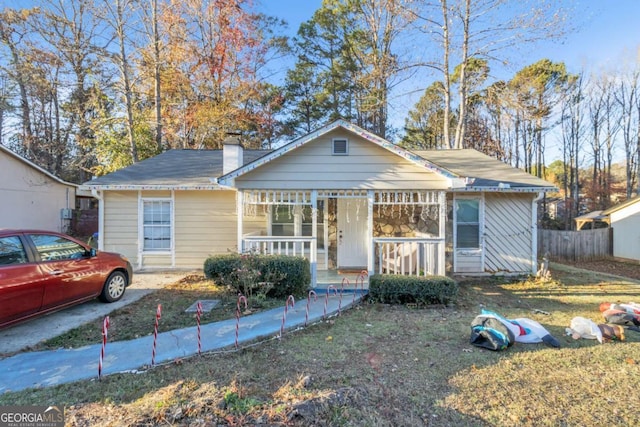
565,316,602,343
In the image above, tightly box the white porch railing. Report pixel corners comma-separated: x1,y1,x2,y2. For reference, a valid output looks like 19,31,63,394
374,237,445,276
243,236,317,285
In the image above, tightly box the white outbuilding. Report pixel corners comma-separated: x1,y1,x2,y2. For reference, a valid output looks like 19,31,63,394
602,196,640,262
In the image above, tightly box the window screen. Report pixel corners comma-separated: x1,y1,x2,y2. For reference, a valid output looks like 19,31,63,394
455,199,480,249
143,200,172,251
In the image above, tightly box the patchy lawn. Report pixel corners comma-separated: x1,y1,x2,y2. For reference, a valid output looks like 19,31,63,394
36,274,284,351
1,265,640,426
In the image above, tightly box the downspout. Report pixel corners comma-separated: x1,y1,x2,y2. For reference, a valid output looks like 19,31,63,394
531,191,544,274
91,188,104,251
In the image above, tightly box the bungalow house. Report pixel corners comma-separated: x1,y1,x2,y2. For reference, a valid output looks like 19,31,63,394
80,120,555,285
0,145,78,232
601,195,640,262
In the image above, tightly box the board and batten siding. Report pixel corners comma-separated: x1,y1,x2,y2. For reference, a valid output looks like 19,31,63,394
610,201,640,261
484,192,534,273
234,129,450,190
103,191,138,264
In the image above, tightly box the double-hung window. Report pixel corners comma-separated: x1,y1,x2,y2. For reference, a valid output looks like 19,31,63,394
143,199,172,251
455,198,480,249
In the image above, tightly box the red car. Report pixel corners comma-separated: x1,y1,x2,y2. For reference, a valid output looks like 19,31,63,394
0,229,133,329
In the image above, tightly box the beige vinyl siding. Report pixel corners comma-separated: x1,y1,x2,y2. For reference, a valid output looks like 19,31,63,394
610,202,640,261
141,254,172,268
0,152,76,232
103,189,266,270
103,191,138,264
173,190,265,268
235,129,449,190
142,190,172,198
484,193,534,273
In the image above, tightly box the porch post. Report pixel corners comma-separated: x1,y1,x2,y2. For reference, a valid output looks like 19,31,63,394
367,190,374,276
438,191,446,276
237,190,244,254
311,190,318,287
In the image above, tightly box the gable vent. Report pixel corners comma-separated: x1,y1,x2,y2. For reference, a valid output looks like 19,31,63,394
332,138,348,155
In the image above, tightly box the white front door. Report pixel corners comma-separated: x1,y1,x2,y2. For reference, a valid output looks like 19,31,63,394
337,198,368,268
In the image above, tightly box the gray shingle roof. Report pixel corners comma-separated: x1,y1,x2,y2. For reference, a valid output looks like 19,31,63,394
83,146,554,191
415,149,555,189
83,149,269,187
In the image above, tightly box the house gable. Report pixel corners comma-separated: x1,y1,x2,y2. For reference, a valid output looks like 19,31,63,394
0,145,77,231
217,119,459,188
234,128,452,190
0,145,76,188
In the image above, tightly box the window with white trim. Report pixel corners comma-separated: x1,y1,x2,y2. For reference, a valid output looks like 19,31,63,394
455,198,480,249
143,199,172,251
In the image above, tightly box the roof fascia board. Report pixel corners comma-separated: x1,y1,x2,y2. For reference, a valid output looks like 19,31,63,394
448,186,556,193
80,184,224,191
216,119,459,186
1,144,77,187
602,196,640,215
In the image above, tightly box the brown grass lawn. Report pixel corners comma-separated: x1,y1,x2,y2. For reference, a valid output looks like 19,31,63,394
1,264,640,426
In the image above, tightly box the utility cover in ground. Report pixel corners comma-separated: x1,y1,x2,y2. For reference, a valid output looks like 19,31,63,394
185,300,220,313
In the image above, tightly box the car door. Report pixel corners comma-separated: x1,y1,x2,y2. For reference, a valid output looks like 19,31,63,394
0,235,45,327
28,233,104,310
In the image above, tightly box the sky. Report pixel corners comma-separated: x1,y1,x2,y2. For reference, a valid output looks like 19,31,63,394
261,0,640,73
259,0,640,163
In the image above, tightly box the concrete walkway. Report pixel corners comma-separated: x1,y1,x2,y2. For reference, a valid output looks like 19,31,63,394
0,291,365,394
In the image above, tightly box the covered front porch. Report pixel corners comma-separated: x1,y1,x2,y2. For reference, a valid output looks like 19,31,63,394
235,190,447,287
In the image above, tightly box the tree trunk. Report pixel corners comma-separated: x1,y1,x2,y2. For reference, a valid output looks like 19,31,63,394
152,0,162,153
453,0,470,149
441,0,452,148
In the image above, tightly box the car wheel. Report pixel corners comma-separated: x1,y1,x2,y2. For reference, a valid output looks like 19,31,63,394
100,271,128,303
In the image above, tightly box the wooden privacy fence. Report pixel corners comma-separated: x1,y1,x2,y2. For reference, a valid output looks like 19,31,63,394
537,228,612,261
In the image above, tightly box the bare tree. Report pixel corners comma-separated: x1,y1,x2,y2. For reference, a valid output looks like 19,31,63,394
560,74,585,228
139,0,164,152
99,0,139,163
0,9,36,151
615,69,639,198
410,0,572,150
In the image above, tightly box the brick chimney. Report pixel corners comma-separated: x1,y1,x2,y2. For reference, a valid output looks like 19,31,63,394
222,133,243,175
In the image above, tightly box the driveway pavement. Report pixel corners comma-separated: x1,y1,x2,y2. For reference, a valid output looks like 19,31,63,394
0,271,193,355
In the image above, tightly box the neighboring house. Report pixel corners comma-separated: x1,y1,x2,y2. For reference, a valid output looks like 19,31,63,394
545,197,567,220
0,145,78,232
602,195,640,262
81,120,556,284
573,210,609,230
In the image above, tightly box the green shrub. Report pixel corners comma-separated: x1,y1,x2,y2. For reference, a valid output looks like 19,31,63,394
203,253,310,298
203,253,243,287
368,274,458,305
